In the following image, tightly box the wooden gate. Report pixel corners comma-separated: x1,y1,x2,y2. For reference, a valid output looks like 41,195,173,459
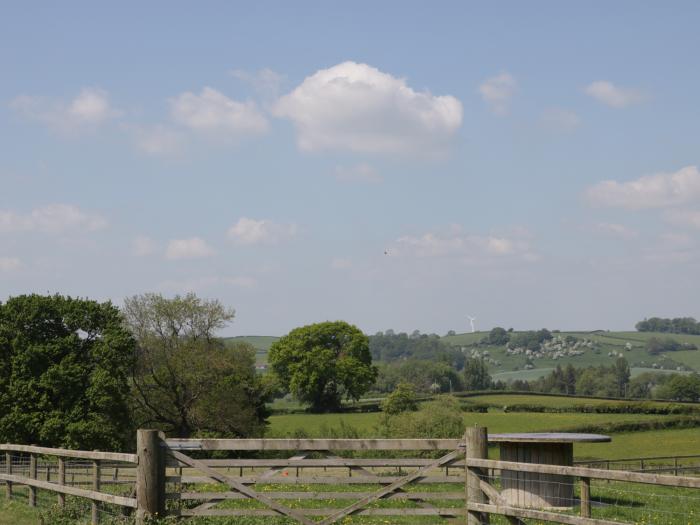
160,436,468,523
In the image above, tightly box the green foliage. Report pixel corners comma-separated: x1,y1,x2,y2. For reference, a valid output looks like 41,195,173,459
269,321,377,412
369,329,465,369
646,336,696,354
637,316,700,334
483,326,510,345
508,329,553,351
463,357,492,390
656,373,700,401
380,396,465,438
382,382,419,414
373,359,463,393
124,293,270,438
0,294,135,450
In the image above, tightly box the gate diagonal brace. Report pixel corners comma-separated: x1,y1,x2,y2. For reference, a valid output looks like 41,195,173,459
318,447,465,525
167,449,316,525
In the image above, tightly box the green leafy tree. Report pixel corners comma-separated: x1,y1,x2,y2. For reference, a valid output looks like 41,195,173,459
656,374,700,402
268,321,377,412
382,382,419,414
463,357,492,391
124,293,271,437
484,327,510,345
0,294,136,450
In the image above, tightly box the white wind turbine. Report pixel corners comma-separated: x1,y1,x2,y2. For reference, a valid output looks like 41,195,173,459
467,315,477,333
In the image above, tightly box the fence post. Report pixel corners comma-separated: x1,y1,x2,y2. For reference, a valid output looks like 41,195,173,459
136,429,165,525
58,457,65,506
465,426,489,525
580,477,591,518
5,452,11,500
92,458,101,525
29,452,37,507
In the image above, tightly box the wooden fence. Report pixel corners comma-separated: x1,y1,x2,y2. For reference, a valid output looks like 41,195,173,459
1,428,699,524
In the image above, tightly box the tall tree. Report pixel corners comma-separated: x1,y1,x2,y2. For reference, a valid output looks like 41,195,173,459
463,357,492,391
0,294,135,450
268,321,377,412
123,293,270,437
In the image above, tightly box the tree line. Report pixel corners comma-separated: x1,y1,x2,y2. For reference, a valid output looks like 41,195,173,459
636,316,700,334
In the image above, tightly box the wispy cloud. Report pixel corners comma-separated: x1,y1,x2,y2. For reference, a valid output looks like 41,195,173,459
479,72,516,115
584,81,645,108
170,87,268,137
10,87,121,133
165,237,216,259
227,217,298,245
0,204,107,234
585,166,700,209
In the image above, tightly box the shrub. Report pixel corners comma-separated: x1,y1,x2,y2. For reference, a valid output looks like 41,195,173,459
380,396,465,438
382,382,419,414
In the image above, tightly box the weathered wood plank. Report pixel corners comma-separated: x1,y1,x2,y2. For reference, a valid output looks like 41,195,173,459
468,502,621,525
0,444,137,464
466,458,700,488
175,508,466,517
165,438,463,451
317,447,464,525
0,473,137,507
167,491,465,500
165,458,467,467
167,475,463,484
168,449,316,525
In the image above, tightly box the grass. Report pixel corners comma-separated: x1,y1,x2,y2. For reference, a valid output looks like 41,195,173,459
0,500,41,525
462,392,699,408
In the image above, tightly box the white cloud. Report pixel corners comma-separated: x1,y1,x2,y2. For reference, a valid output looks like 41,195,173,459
594,222,639,239
227,217,297,244
479,72,516,115
585,166,700,209
393,226,537,263
273,61,463,155
0,257,21,272
584,81,645,108
133,125,184,156
165,237,215,259
231,68,286,98
334,163,382,184
664,209,700,230
0,204,107,234
10,88,121,132
132,236,158,256
170,87,268,137
541,107,580,130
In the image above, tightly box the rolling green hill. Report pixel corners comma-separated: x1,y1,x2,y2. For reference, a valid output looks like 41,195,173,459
225,330,700,379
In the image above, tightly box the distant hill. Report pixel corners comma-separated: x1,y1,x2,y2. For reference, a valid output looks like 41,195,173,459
224,331,700,379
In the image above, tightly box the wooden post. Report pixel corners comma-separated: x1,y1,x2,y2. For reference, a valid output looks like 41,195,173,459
92,458,101,524
58,457,65,506
136,429,165,524
29,453,37,507
580,477,591,518
465,426,489,525
674,457,679,476
5,452,12,500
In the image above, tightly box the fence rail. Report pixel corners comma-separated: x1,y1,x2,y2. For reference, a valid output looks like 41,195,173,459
1,430,699,524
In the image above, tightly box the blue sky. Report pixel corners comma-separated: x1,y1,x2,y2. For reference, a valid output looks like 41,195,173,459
2,1,700,335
